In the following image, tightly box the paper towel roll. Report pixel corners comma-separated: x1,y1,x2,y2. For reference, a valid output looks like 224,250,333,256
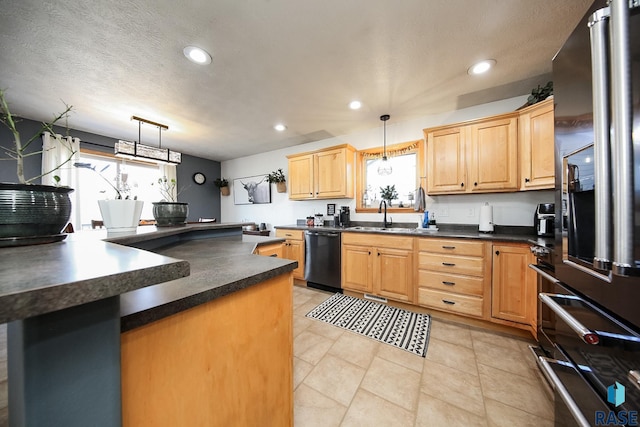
479,202,494,232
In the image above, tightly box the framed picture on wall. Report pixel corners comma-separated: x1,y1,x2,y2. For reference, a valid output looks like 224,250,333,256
233,175,271,205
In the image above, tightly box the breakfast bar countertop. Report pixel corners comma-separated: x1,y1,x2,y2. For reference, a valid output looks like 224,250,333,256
0,223,294,329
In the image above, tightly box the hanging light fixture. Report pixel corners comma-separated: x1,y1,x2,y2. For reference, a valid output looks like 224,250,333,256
377,114,392,176
114,116,182,164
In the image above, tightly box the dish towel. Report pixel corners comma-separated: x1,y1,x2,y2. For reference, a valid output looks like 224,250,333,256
414,187,426,212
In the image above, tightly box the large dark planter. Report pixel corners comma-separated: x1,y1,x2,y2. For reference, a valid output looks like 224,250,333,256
0,183,74,245
152,202,188,227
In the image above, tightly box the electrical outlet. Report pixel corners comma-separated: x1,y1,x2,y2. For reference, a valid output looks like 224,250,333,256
439,208,449,217
467,208,475,217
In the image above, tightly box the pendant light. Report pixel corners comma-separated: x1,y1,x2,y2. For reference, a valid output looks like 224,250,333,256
377,114,392,176
114,116,182,164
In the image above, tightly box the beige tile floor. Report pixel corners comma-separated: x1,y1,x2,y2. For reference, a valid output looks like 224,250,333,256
0,286,555,427
293,285,555,427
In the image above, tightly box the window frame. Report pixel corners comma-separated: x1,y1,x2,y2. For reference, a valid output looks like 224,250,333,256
355,139,426,213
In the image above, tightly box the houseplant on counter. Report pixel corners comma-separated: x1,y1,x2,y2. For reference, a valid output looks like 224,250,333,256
214,177,230,196
74,162,144,233
151,176,188,226
0,88,75,245
268,168,286,193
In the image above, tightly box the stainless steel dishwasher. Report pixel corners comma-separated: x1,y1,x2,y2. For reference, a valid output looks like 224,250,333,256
304,230,342,293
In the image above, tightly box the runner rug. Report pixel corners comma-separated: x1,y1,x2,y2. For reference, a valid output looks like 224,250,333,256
306,293,431,357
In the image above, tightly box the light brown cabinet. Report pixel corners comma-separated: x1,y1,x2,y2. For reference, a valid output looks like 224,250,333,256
287,145,355,200
518,98,555,190
341,233,414,303
424,114,518,194
254,242,283,258
275,229,305,280
491,243,537,333
416,238,491,318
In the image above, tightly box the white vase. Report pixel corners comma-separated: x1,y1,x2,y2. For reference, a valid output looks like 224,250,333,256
98,199,144,233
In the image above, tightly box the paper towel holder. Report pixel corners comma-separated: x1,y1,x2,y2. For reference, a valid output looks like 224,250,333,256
479,202,494,233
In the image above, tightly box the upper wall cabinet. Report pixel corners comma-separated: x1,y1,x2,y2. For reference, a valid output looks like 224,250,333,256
518,98,555,190
424,113,519,194
287,144,356,200
424,99,555,195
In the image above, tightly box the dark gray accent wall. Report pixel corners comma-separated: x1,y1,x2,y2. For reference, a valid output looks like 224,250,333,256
0,117,221,221
177,154,221,222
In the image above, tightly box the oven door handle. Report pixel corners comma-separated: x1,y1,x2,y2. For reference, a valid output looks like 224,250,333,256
539,293,600,345
536,356,591,427
528,264,560,285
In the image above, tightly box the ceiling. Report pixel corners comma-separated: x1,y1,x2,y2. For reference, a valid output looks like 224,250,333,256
0,0,592,162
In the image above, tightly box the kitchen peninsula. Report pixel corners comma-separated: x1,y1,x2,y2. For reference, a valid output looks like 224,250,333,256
0,223,296,427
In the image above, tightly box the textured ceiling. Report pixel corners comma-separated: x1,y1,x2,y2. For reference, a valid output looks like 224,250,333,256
0,0,592,161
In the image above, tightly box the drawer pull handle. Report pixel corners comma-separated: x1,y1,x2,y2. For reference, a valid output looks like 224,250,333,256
539,293,600,345
285,233,292,237
269,254,278,257
442,246,456,249
442,281,455,286
442,262,456,267
442,299,455,305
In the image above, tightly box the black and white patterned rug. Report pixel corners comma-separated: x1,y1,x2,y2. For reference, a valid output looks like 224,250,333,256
306,293,431,357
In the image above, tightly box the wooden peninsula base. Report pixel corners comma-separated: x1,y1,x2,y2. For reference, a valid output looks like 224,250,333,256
121,272,293,427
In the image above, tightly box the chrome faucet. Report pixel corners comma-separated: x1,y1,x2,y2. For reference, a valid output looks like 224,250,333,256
378,200,392,228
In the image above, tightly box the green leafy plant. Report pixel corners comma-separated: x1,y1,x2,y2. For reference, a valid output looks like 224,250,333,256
0,88,75,184
526,81,553,106
267,168,286,183
379,185,398,202
214,178,229,188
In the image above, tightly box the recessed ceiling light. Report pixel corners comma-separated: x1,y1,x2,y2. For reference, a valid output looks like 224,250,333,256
468,59,496,75
183,46,212,65
349,100,362,110
274,124,287,132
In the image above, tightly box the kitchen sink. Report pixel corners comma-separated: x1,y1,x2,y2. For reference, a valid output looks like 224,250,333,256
347,226,416,233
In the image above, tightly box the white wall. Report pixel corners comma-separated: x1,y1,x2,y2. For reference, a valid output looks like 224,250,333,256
221,95,554,230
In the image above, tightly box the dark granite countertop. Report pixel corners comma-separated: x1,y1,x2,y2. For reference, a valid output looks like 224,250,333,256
0,223,294,327
119,234,294,331
275,223,546,245
0,235,190,324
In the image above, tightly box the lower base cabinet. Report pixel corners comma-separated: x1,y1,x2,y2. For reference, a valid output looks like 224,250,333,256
341,233,414,303
275,229,305,280
491,243,537,333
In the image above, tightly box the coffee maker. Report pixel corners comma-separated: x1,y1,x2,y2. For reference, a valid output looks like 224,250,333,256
534,203,555,237
338,206,351,228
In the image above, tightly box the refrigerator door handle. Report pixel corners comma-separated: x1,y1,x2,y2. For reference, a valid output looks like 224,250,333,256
539,293,600,345
610,0,635,276
588,8,612,271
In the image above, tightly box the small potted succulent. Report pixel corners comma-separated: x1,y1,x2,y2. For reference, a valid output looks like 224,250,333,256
151,176,188,227
268,168,286,193
0,88,76,243
214,177,230,196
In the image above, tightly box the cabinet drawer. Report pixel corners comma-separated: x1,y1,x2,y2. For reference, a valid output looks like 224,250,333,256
417,288,483,317
418,253,484,277
341,232,414,250
275,228,304,241
417,271,483,296
418,238,484,257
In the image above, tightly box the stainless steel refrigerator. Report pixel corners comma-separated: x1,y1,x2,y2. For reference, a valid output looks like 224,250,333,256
533,0,640,425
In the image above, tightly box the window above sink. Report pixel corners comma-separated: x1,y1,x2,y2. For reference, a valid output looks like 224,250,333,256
355,139,425,213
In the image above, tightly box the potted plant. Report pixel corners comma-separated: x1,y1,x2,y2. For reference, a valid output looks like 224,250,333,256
0,88,75,244
151,176,188,227
268,168,287,193
214,177,230,196
379,185,398,206
74,162,144,233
